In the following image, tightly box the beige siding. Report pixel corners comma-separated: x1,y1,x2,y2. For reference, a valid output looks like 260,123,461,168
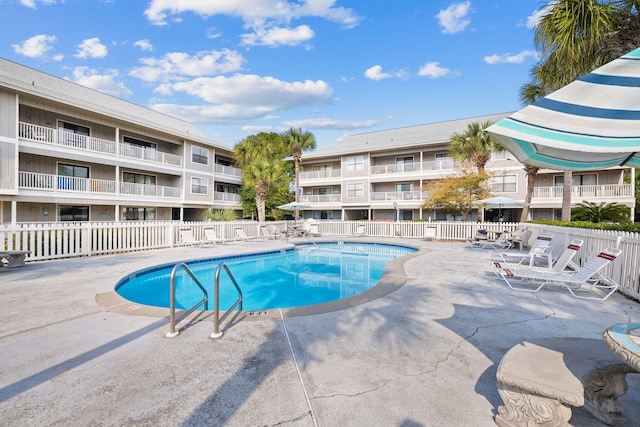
0,89,17,138
0,140,17,191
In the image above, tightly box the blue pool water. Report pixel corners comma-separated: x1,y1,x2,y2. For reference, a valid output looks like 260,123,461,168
116,242,416,311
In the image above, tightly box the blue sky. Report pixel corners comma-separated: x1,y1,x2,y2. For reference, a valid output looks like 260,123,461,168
0,0,548,150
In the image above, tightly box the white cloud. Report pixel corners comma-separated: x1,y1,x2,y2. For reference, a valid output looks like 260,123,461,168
207,27,222,39
12,34,57,58
129,49,244,82
19,0,57,8
526,3,554,29
241,24,314,47
75,38,108,59
417,62,451,78
436,1,471,34
364,65,406,81
484,50,539,64
133,39,153,51
151,74,333,123
143,0,360,28
67,66,132,97
282,118,378,130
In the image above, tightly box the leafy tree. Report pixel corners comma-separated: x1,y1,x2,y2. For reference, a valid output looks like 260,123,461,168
571,200,630,223
281,127,316,204
203,208,238,221
448,121,501,173
242,160,283,223
421,170,493,220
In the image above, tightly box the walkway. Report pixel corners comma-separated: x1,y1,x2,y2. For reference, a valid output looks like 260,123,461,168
0,238,639,426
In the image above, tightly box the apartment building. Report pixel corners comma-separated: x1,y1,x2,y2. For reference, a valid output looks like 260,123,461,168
297,113,636,221
0,58,242,224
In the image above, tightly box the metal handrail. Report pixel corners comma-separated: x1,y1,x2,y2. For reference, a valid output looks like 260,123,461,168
211,262,243,339
165,263,208,338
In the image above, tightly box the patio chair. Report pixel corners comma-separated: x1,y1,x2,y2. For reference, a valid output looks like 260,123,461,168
491,232,554,267
466,229,489,247
234,227,255,242
201,227,225,246
302,219,320,237
509,228,532,250
490,247,621,300
489,239,583,274
476,232,512,250
178,227,199,246
352,223,366,237
266,224,286,240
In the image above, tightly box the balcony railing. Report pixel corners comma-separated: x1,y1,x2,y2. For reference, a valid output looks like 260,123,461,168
18,171,181,198
19,122,183,167
532,184,633,199
213,192,241,202
371,159,456,175
370,191,424,201
214,164,242,178
299,169,342,180
300,194,342,203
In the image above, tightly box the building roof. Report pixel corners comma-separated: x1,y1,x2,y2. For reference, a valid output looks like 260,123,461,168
305,112,513,159
0,57,229,150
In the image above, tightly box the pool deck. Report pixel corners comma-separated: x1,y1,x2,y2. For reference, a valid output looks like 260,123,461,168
1,237,639,426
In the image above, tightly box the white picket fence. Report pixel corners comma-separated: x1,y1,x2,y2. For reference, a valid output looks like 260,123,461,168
1,220,639,300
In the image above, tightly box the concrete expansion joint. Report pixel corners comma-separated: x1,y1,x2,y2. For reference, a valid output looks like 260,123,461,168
267,410,313,426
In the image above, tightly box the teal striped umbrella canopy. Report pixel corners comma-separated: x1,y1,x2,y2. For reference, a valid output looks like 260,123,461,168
486,48,640,171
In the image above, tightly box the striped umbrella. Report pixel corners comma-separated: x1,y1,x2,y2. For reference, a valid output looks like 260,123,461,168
486,48,640,171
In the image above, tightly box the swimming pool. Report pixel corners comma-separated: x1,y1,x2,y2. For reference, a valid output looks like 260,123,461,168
116,242,416,311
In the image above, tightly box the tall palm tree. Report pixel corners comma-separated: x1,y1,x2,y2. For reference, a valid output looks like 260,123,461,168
520,165,539,222
448,121,501,173
243,160,282,223
281,128,316,203
522,0,620,221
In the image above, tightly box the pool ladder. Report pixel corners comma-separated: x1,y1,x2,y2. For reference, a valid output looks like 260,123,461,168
165,262,243,339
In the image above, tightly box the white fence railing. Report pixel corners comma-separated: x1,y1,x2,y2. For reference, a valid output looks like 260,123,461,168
2,220,638,299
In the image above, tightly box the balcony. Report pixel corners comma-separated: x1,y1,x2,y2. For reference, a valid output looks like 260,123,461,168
299,169,342,180
18,171,181,198
19,122,183,167
213,192,241,202
300,194,342,203
214,163,242,179
370,191,424,201
532,184,633,199
371,159,457,175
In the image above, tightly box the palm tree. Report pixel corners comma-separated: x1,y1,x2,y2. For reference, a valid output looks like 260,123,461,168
281,128,316,203
243,160,282,223
520,165,539,222
448,121,501,173
571,201,630,223
522,0,620,221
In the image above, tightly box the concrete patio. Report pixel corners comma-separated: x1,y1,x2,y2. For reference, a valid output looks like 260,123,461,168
0,238,638,426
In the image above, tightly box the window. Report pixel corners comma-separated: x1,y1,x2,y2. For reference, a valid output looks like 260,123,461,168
123,208,156,221
58,163,89,191
59,121,90,136
396,183,413,192
347,183,363,198
192,177,208,194
123,136,156,149
492,174,517,192
58,205,89,221
554,174,597,186
123,172,156,185
396,156,414,172
192,146,209,165
312,187,329,195
346,155,363,172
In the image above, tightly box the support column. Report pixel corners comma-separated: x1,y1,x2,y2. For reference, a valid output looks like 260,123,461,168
11,200,17,224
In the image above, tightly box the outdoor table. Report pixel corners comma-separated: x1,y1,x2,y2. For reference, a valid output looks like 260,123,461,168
603,323,640,372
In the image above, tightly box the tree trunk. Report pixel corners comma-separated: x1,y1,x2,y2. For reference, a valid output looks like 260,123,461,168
294,160,300,203
520,166,539,222
561,171,572,221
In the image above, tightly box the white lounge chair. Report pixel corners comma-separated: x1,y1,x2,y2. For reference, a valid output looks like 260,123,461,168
352,223,366,237
178,227,199,246
491,232,554,267
234,227,255,242
490,247,621,300
489,239,583,274
263,224,285,240
201,227,225,246
475,232,512,250
466,229,489,247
